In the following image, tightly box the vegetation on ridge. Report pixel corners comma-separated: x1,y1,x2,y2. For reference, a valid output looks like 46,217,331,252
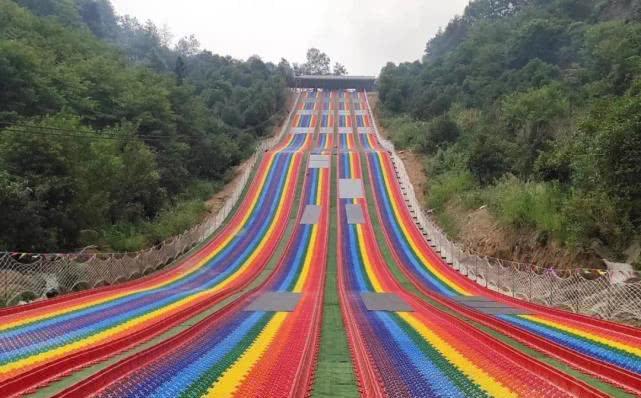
0,0,289,252
378,0,641,265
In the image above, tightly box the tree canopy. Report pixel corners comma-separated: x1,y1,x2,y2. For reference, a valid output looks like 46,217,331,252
378,0,641,258
294,48,348,76
0,0,289,252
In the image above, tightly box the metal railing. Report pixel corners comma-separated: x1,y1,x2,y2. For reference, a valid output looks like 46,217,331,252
363,92,641,324
0,92,301,307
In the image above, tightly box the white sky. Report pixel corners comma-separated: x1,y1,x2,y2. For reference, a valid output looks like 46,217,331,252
109,0,470,76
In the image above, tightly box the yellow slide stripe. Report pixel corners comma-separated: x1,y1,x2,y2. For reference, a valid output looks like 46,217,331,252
293,226,317,293
293,167,325,292
355,224,383,293
521,315,641,357
399,312,517,398
205,312,288,397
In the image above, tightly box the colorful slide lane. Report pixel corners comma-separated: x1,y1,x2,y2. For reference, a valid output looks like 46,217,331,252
357,91,641,394
338,92,356,152
292,91,318,132
318,90,335,148
65,136,332,398
0,92,316,396
335,147,602,397
317,128,333,152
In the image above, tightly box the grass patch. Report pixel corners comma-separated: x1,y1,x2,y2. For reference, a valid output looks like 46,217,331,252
380,116,428,150
483,176,565,235
426,169,478,212
433,209,462,240
312,154,359,398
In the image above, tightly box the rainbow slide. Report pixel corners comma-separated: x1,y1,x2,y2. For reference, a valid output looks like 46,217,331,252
354,90,641,396
333,92,606,397
0,89,640,398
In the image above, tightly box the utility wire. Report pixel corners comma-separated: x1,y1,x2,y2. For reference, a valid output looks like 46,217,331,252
0,127,168,143
0,111,284,142
0,122,203,140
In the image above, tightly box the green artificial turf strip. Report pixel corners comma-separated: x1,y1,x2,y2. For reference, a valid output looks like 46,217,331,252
312,131,359,398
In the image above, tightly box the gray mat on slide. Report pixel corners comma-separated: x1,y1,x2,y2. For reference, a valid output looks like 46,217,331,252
300,205,321,224
361,292,414,312
245,292,302,312
339,179,363,198
450,296,532,315
292,127,311,134
308,154,330,168
345,204,365,224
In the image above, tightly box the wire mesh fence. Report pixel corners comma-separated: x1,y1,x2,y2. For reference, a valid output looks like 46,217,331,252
0,92,301,308
363,92,641,324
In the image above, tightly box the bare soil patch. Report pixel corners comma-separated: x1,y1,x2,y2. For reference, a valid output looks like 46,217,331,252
204,160,252,216
449,203,603,268
397,150,427,205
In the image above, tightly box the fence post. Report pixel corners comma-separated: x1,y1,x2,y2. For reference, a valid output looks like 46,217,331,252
606,279,613,320
511,263,516,298
1,256,6,305
574,270,581,313
485,258,489,288
550,271,556,308
528,266,533,302
474,255,478,282
498,260,503,293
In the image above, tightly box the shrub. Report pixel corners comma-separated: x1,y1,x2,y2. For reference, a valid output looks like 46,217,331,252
416,115,461,154
561,189,629,249
467,134,510,184
483,176,565,235
426,170,477,212
382,116,428,149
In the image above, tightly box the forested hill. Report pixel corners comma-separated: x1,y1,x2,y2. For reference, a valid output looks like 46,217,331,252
0,0,289,252
378,0,641,265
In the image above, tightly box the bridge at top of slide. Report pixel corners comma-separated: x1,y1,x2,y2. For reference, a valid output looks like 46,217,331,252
0,90,639,397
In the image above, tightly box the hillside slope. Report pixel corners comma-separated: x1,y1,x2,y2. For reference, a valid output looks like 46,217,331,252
378,0,641,268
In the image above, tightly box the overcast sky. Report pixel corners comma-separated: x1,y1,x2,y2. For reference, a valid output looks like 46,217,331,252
109,0,470,76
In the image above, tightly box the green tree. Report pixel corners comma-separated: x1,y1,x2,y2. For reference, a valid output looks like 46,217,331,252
378,0,641,254
416,115,461,154
295,48,331,75
76,0,118,39
333,62,347,76
467,135,510,184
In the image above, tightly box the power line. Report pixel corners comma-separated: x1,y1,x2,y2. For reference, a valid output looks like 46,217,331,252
0,122,197,141
0,127,168,143
0,112,284,143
